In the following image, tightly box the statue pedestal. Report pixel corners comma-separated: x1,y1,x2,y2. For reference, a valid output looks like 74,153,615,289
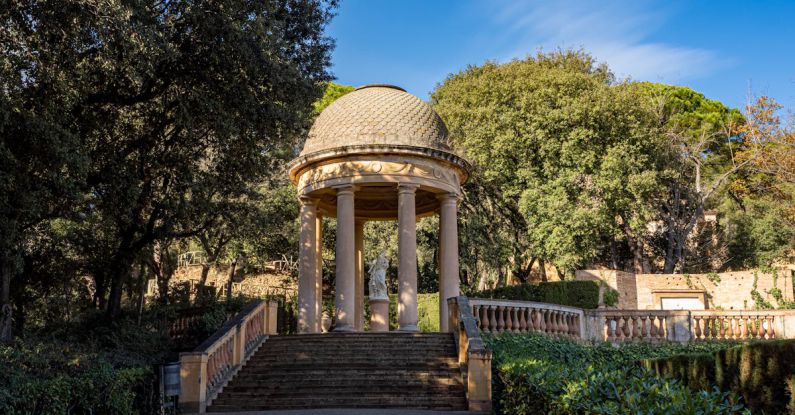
369,298,390,332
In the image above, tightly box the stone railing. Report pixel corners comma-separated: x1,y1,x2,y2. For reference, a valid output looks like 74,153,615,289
690,310,788,341
448,296,492,413
469,298,584,338
466,297,795,344
585,310,690,343
180,300,278,413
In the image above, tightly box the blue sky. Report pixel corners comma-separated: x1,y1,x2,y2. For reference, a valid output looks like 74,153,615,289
326,0,795,111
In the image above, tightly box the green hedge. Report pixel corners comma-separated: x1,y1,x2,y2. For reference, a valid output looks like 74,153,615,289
642,340,795,414
473,281,600,309
487,333,747,415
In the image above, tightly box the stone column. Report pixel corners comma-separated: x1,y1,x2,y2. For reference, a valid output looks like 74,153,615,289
315,212,323,333
334,185,356,331
354,220,365,331
438,193,460,332
297,196,318,333
397,183,420,331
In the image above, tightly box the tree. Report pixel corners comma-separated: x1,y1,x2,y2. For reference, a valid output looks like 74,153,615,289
636,83,746,272
2,0,337,319
0,3,90,339
432,50,670,274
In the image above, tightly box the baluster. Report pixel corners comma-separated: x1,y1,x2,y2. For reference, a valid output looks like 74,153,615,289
639,315,648,340
480,305,490,333
518,307,527,332
504,307,514,332
766,316,775,339
553,311,561,335
472,305,481,329
565,314,573,337
539,309,548,333
727,316,736,339
613,317,623,342
557,312,567,336
528,309,536,331
756,316,765,339
494,306,503,333
739,315,747,339
693,316,701,340
515,307,523,333
718,316,726,339
603,316,616,342
489,305,498,332
619,316,629,339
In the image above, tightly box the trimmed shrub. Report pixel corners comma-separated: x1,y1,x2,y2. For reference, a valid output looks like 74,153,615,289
643,340,795,414
474,281,600,309
487,333,747,415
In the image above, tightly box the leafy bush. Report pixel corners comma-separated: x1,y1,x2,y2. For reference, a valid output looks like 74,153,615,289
0,336,161,414
643,340,795,414
474,281,601,309
487,333,747,414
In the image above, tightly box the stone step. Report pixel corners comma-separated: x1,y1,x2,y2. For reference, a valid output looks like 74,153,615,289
221,377,463,389
208,396,468,410
247,355,458,368
231,369,461,381
217,384,465,397
206,333,465,412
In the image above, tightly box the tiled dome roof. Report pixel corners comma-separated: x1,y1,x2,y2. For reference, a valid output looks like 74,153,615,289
301,85,450,155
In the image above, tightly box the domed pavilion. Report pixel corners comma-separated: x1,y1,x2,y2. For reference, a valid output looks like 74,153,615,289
288,84,470,333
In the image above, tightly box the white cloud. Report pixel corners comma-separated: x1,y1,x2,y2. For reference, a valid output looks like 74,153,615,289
485,0,725,82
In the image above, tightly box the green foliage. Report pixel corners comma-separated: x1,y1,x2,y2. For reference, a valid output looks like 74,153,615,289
643,340,795,414
603,286,620,307
313,82,355,115
1,0,337,320
0,315,171,414
474,281,601,309
433,50,670,272
487,333,747,415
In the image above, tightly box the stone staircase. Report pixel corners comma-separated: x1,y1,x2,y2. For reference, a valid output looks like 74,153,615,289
207,332,468,412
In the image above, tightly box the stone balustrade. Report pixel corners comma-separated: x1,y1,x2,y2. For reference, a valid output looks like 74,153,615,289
690,310,785,341
448,296,492,413
180,300,278,413
465,296,795,345
469,298,584,338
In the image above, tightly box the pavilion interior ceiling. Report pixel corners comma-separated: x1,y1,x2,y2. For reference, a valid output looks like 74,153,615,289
312,184,442,220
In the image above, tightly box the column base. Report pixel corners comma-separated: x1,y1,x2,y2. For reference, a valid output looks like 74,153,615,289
397,324,419,332
369,298,390,332
333,324,355,332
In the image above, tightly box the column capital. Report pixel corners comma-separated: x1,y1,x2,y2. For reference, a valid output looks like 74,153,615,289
332,183,357,195
299,195,320,206
436,192,460,204
397,182,421,194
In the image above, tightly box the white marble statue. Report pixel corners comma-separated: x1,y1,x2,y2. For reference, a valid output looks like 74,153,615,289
368,252,389,300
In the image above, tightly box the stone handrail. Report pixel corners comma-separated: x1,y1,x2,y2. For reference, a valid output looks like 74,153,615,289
466,297,795,344
468,298,584,338
690,310,789,341
180,300,278,413
448,296,492,413
585,310,690,343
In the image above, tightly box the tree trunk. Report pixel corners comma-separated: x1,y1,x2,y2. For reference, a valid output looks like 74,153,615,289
0,252,14,342
136,260,147,325
539,259,548,282
226,259,237,301
622,223,649,273
106,249,137,319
